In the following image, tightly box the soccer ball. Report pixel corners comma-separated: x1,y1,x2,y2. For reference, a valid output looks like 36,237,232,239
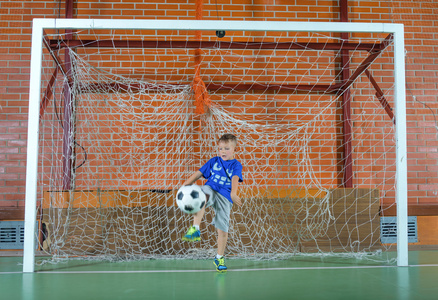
176,184,206,214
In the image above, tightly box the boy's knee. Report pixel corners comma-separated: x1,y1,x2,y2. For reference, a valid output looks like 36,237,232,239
217,229,228,237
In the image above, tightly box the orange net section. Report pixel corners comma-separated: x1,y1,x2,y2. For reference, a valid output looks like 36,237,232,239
191,0,211,115
192,73,211,115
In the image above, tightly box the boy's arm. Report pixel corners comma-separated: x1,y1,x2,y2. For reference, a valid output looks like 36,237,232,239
182,170,203,186
231,175,242,207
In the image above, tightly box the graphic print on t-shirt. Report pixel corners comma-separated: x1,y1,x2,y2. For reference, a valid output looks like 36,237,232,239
199,157,243,203
211,162,233,186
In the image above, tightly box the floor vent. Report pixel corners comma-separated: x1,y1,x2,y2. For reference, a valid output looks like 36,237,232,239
0,221,38,250
380,216,418,244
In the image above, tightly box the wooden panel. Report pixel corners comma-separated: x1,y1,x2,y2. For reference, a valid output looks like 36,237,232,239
0,207,25,220
41,188,382,255
413,216,438,245
234,188,381,252
240,188,326,199
42,189,176,209
41,206,192,255
380,204,438,216
43,188,325,209
301,188,381,252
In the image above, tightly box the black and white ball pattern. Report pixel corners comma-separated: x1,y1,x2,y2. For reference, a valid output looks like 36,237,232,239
176,184,206,214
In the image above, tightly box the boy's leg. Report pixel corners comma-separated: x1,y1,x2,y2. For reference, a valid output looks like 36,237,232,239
211,193,232,271
213,228,228,272
193,196,207,227
182,194,209,242
216,228,228,257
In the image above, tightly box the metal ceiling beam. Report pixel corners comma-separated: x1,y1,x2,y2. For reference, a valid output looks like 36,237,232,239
364,69,395,124
77,82,342,94
340,0,353,188
48,39,385,52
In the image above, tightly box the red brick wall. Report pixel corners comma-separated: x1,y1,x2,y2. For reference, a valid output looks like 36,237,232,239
0,0,437,209
0,0,59,207
390,1,438,205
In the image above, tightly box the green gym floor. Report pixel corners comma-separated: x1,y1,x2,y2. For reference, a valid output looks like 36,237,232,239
2,251,438,300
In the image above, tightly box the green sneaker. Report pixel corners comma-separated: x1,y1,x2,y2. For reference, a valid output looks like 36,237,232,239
213,257,227,272
182,226,201,242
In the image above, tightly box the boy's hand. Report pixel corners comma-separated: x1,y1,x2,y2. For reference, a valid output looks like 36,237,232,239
231,193,242,207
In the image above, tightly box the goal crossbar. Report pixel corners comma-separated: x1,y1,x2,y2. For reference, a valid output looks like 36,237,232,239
24,18,407,272
48,39,387,51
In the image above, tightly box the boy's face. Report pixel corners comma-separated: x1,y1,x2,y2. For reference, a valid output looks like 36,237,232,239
218,141,235,161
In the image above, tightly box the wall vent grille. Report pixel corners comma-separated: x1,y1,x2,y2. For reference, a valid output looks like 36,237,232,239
380,216,418,244
0,221,38,250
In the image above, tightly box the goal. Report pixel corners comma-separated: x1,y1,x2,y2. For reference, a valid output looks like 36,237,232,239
24,19,407,272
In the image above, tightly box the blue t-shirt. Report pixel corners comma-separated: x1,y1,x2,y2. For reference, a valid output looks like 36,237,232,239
199,156,243,204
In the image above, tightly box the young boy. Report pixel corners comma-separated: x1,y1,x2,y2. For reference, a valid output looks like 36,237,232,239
181,133,243,272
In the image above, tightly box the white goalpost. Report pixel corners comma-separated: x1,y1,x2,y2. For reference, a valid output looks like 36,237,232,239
24,18,407,272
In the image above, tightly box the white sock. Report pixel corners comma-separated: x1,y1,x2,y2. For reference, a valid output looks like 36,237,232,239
193,225,200,231
216,254,223,259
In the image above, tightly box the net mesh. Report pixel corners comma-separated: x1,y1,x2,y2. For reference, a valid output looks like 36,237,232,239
37,27,397,262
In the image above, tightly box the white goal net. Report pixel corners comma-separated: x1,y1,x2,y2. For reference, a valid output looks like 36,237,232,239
25,20,407,269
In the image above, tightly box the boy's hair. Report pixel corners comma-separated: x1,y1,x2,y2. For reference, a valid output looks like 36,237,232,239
218,134,237,146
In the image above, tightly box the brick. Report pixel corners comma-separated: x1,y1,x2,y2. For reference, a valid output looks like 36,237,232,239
0,186,19,193
0,200,20,207
4,193,24,201
7,140,26,147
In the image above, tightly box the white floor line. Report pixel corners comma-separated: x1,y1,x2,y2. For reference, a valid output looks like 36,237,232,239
2,264,438,275
407,264,438,267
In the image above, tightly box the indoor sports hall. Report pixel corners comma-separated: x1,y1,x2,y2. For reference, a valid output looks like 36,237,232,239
1,1,438,299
